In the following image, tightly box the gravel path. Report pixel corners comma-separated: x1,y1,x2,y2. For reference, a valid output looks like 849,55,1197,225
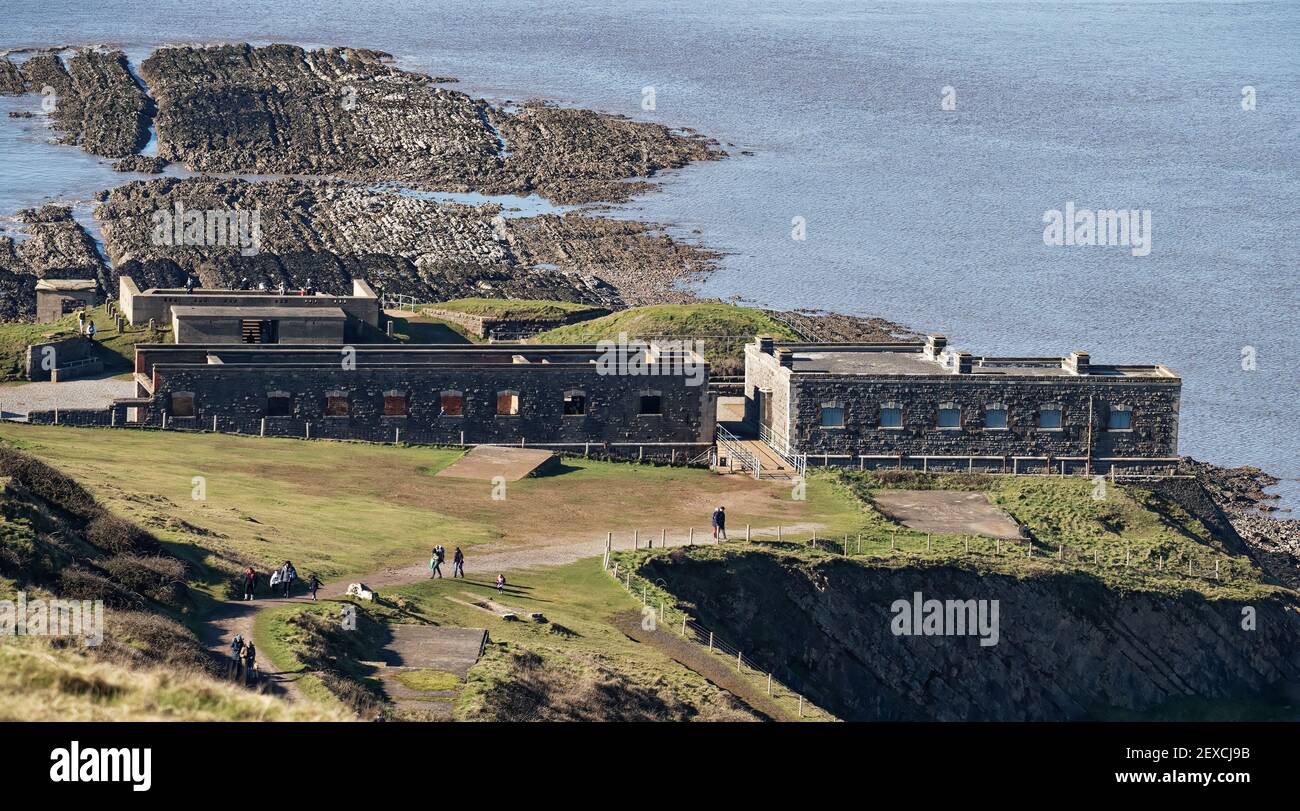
0,377,133,418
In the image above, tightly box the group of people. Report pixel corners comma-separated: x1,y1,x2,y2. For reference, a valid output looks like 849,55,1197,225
185,275,315,296
75,309,97,341
228,633,257,685
428,545,465,579
240,562,323,601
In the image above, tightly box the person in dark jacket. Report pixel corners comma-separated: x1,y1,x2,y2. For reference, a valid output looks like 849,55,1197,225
242,567,257,601
452,547,465,578
308,573,322,601
711,506,727,541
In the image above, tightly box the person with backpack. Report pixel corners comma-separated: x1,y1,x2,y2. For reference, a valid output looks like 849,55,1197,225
452,547,465,578
495,573,506,593
711,505,727,541
242,567,257,601
283,561,297,597
429,547,443,579
308,573,322,601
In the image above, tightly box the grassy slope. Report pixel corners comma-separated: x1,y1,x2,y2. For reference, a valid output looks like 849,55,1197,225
425,297,599,320
531,303,799,373
0,424,861,587
0,638,349,721
0,304,171,381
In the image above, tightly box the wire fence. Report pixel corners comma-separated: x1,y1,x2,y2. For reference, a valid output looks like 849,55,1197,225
602,540,832,722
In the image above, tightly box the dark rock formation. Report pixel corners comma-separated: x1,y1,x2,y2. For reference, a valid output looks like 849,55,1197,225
113,155,169,173
0,206,108,320
644,550,1300,721
138,44,721,204
93,176,718,306
13,50,151,158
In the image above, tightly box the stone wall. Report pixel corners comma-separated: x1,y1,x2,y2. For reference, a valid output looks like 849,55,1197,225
25,336,98,382
742,341,792,445
788,375,1179,459
129,363,714,449
421,306,607,339
119,276,380,329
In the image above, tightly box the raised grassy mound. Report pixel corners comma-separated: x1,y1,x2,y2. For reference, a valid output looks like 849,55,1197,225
531,302,800,374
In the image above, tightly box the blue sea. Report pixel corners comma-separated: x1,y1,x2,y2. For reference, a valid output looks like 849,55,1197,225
2,0,1296,507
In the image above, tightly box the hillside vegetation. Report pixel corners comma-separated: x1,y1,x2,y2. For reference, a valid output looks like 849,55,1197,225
0,303,169,380
424,297,601,320
531,303,799,373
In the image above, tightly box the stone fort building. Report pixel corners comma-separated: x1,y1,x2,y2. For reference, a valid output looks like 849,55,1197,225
742,335,1180,473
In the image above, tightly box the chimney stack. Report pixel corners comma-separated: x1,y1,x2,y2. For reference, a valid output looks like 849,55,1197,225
776,348,794,368
1064,350,1090,375
757,335,776,355
951,351,973,375
924,334,948,360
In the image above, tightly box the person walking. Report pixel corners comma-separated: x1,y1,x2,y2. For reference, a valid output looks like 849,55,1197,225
76,309,86,334
495,573,506,593
429,547,443,579
283,561,297,597
308,573,322,601
711,505,727,541
269,568,281,596
452,547,465,578
85,320,97,341
244,641,257,685
242,567,257,601
229,634,244,680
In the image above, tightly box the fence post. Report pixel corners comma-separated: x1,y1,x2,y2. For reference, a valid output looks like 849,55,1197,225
777,526,782,542
708,631,714,651
767,673,773,695
212,414,218,432
843,535,848,556
305,422,311,439
737,650,742,672
799,696,804,718
395,427,400,444
634,529,639,550
260,417,266,437
689,527,694,546
746,524,751,542
660,528,666,548
681,616,687,636
1215,559,1221,580
926,535,931,553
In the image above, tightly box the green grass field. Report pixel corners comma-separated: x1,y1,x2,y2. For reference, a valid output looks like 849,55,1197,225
0,424,861,585
424,297,601,321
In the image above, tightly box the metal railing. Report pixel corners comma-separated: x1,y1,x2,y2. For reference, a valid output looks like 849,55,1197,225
380,292,420,312
758,422,807,478
715,424,762,479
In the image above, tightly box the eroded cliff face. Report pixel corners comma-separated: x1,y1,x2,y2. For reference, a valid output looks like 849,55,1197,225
643,551,1300,721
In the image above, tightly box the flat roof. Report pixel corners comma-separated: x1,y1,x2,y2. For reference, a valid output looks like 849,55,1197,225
36,279,97,291
769,343,1176,380
171,306,347,320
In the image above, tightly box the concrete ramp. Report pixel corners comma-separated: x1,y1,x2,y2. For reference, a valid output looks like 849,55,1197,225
379,625,487,676
435,445,559,481
871,490,1022,539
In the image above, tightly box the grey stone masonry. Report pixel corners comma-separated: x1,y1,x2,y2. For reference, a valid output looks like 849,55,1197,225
745,336,1181,463
117,343,713,454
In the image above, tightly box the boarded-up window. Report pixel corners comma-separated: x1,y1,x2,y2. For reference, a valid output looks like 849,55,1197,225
325,392,349,417
879,402,903,429
497,391,520,416
937,402,961,429
985,405,1008,430
170,392,195,418
1107,405,1132,431
1039,406,1063,430
563,390,586,416
266,394,292,417
440,391,463,417
638,392,662,415
383,391,408,417
819,406,844,427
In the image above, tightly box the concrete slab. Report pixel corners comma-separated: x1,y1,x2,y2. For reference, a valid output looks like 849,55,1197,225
871,489,1022,539
435,445,558,481
379,625,487,677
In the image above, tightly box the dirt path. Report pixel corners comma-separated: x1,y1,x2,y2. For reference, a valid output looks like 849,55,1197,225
203,521,824,706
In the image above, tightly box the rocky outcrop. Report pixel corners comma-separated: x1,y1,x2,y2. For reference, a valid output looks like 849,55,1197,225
644,550,1300,721
113,155,168,173
93,176,718,306
13,50,151,158
0,206,108,320
138,44,721,204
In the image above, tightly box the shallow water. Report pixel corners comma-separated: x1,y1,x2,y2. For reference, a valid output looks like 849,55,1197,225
1,0,1296,507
